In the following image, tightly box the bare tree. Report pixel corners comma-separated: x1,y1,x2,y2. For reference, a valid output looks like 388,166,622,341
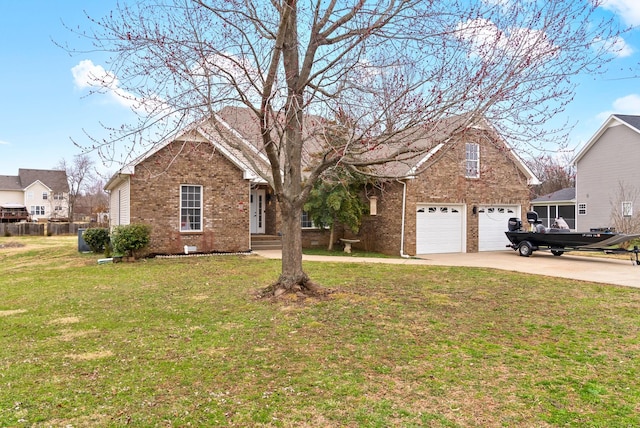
527,153,576,199
70,0,620,294
610,181,640,235
77,178,110,223
57,154,95,221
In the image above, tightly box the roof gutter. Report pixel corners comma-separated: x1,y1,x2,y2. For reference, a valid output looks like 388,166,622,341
398,178,411,259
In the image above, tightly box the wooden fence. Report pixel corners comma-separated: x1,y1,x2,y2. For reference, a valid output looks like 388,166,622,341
1,222,92,237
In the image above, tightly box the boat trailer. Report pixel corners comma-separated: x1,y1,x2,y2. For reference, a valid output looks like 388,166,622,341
505,212,640,265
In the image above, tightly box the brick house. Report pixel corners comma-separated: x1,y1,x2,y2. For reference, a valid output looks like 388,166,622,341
105,110,537,255
105,120,274,255
355,118,538,255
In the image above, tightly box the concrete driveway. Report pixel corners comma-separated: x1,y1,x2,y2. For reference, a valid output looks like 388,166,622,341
253,249,640,289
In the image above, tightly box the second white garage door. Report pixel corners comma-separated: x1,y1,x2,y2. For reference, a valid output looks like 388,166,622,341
416,204,465,254
478,206,519,251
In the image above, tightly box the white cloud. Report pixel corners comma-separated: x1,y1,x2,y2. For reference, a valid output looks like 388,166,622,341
601,0,640,26
0,140,9,145
71,59,143,110
594,35,634,58
612,94,640,112
455,18,556,61
596,93,640,121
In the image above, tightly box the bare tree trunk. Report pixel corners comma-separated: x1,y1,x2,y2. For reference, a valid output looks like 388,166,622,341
277,201,309,292
269,1,312,294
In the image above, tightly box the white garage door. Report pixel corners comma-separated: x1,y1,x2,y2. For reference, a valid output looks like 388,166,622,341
416,205,465,254
478,206,518,251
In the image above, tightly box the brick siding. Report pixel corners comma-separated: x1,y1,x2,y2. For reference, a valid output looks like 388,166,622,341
129,141,251,255
355,131,530,256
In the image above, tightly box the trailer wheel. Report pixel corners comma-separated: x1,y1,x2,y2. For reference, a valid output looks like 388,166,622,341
551,250,564,256
518,241,533,257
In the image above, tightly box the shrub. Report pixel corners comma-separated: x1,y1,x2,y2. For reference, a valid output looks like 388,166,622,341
111,224,151,258
82,228,111,254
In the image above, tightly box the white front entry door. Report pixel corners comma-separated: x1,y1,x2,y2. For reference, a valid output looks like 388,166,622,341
250,189,266,234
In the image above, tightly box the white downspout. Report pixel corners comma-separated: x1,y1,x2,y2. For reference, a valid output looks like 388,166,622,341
399,179,410,258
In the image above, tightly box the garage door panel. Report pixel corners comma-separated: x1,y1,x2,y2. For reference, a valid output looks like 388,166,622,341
478,206,518,251
416,205,464,254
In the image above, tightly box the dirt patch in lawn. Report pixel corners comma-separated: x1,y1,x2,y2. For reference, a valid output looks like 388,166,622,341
0,309,27,317
0,241,25,249
65,350,114,361
48,316,80,325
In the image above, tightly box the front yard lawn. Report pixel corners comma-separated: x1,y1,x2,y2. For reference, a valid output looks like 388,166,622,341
1,236,640,426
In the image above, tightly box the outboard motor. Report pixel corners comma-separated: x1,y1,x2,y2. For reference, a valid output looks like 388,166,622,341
508,217,522,232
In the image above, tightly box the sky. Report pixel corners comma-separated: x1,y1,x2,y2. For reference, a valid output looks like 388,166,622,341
1,0,640,178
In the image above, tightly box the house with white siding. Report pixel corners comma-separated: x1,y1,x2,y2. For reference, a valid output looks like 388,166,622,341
573,114,640,233
0,169,69,222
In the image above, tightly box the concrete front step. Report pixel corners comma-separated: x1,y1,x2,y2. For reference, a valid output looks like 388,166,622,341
251,235,282,250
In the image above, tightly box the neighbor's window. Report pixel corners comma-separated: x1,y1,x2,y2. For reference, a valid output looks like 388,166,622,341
578,203,587,215
622,201,633,217
42,192,48,200
465,143,480,178
301,211,315,228
53,193,64,200
180,185,202,231
31,206,45,216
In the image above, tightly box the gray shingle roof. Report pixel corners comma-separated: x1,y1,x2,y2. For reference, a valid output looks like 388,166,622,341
1,169,70,193
531,187,575,203
0,175,23,190
613,114,640,131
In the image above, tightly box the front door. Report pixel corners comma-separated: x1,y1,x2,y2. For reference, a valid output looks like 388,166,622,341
250,189,266,234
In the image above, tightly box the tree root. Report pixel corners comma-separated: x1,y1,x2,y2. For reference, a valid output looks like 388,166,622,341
256,277,333,301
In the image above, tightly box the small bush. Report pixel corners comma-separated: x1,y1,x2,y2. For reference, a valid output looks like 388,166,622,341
111,224,151,258
82,228,111,253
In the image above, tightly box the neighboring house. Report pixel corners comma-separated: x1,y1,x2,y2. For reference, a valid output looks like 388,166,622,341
105,109,538,255
573,114,640,232
0,169,70,222
530,187,576,230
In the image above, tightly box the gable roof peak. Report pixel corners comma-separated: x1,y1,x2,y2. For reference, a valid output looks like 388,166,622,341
573,114,640,164
17,169,69,193
612,114,640,131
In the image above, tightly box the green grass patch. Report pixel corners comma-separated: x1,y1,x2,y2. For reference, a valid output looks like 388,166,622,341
2,236,640,426
302,247,394,258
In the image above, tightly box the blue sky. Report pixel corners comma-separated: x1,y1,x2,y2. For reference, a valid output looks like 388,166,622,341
1,0,639,178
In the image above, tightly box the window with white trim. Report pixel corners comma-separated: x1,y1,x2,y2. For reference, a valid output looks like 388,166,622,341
622,201,633,217
180,185,202,231
465,143,480,178
31,206,45,215
578,203,587,215
301,211,314,228
42,192,48,200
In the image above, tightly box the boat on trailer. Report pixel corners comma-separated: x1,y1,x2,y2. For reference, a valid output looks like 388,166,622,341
505,211,640,265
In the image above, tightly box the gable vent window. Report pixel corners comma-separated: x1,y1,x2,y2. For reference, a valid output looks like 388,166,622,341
465,143,480,178
180,185,202,232
623,201,633,217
